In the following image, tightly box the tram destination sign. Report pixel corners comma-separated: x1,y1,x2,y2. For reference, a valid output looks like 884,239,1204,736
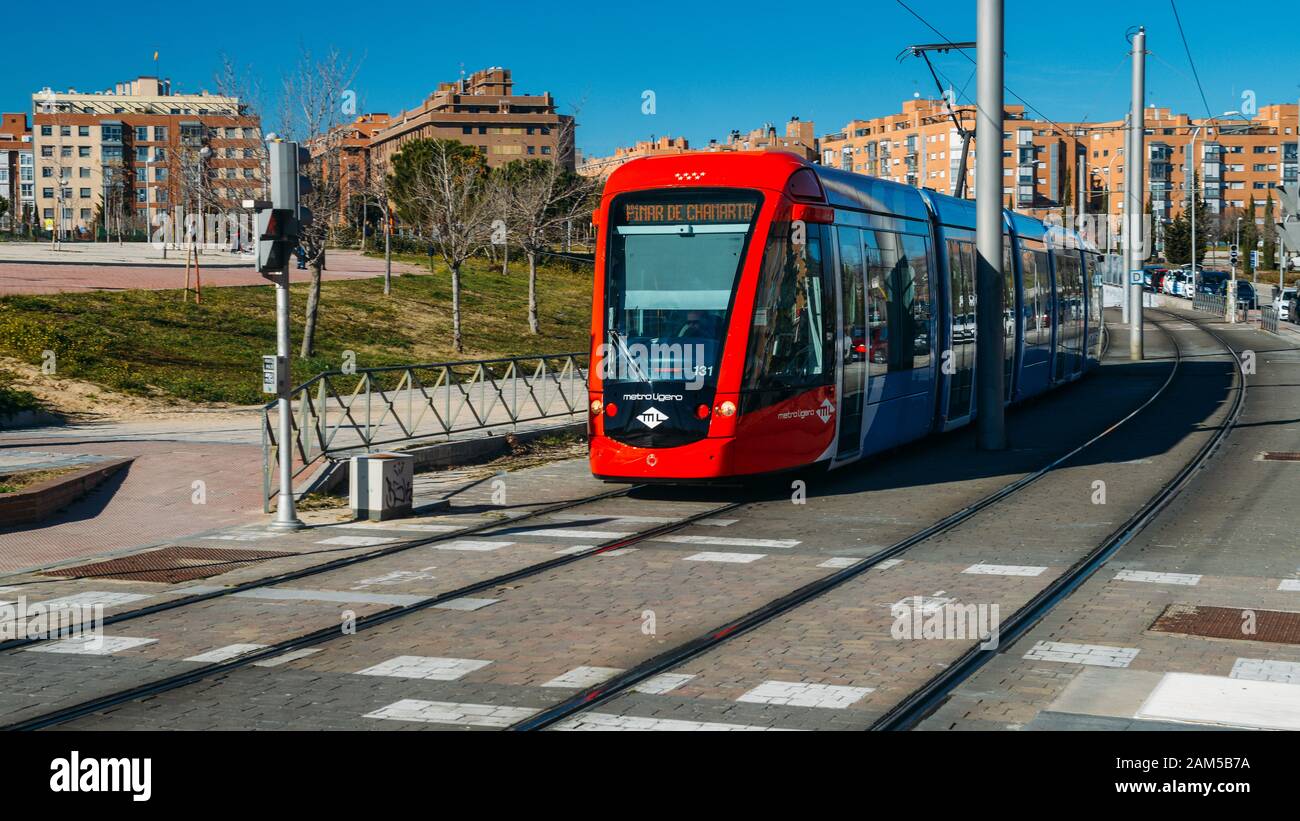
621,200,757,226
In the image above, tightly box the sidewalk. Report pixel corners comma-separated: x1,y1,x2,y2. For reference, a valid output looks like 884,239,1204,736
0,247,420,296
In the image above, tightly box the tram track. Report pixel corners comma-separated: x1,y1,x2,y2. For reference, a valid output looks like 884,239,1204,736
3,493,747,731
5,310,1240,733
510,310,1239,731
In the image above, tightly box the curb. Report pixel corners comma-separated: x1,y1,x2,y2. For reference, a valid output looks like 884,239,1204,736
0,456,134,528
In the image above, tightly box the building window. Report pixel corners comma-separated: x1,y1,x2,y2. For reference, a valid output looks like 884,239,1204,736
136,189,147,203
79,188,91,198
42,187,53,198
136,147,149,161
155,126,168,141
79,146,90,157
60,126,70,137
80,208,91,220
40,125,52,136
136,168,147,182
156,189,168,203
41,146,53,157
60,146,72,158
79,125,89,137
79,167,90,178
156,167,167,181
136,126,149,141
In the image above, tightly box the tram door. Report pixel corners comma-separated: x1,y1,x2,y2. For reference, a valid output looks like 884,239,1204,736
945,239,977,421
836,226,867,457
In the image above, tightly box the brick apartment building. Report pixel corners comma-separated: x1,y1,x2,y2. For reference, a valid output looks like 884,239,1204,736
313,112,392,225
368,67,575,175
578,117,818,178
32,76,262,237
0,112,33,230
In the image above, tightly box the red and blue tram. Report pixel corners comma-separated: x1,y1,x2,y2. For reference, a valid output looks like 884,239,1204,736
587,151,1102,482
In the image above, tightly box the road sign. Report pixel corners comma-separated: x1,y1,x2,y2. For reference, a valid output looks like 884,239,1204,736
1130,270,1144,285
1251,250,1260,268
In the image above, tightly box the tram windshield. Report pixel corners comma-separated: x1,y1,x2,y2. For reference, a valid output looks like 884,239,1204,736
605,190,761,385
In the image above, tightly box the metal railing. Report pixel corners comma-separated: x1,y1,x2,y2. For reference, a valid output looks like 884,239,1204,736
261,352,588,511
1262,306,1280,334
1192,292,1227,316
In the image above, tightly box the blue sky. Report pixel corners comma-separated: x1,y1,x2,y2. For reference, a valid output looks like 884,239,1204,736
13,0,1299,156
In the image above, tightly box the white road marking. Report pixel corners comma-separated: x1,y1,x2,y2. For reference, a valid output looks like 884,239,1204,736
875,559,903,570
28,636,157,656
184,643,268,663
683,552,766,564
1230,658,1300,685
332,522,460,533
434,597,499,611
37,591,151,609
553,544,595,555
1137,672,1300,730
554,712,790,731
891,596,955,615
1114,569,1202,586
352,570,435,588
602,548,638,557
963,564,1048,577
542,665,623,688
818,558,861,569
204,532,278,542
656,535,800,549
548,513,736,527
737,680,873,709
364,699,537,728
1023,640,1140,668
431,540,514,552
633,673,696,695
253,648,322,667
314,536,399,547
231,588,424,606
1278,579,1300,592
514,528,631,540
355,655,491,681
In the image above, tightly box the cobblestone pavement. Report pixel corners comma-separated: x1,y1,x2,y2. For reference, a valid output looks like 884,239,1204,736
0,249,418,296
920,308,1300,731
16,311,1266,732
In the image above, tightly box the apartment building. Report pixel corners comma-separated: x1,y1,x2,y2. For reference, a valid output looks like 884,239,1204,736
369,67,575,174
1083,104,1299,227
577,136,692,178
32,76,262,237
0,112,33,230
313,112,392,225
579,117,818,179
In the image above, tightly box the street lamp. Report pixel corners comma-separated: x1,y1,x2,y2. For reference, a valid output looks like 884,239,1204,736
1186,110,1252,296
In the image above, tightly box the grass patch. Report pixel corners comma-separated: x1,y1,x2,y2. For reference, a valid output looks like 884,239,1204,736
0,370,42,416
0,466,79,494
0,256,592,406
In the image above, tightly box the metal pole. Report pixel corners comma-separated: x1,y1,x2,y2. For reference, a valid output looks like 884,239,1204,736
271,262,304,530
975,0,1006,450
1126,26,1146,361
1189,125,1199,293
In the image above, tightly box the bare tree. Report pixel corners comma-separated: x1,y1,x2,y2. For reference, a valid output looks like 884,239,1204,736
279,46,361,359
496,120,598,334
391,138,494,353
359,154,395,294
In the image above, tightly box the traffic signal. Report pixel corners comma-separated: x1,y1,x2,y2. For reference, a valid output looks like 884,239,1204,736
257,141,313,275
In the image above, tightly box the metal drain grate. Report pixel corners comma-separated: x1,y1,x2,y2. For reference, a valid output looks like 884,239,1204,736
44,546,294,584
1261,452,1300,461
1150,603,1300,645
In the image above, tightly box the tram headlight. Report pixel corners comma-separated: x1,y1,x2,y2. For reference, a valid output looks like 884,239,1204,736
590,399,603,416
717,401,736,418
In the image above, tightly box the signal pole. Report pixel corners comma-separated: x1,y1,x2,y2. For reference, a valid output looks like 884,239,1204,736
255,139,313,531
1125,26,1146,360
975,0,1007,450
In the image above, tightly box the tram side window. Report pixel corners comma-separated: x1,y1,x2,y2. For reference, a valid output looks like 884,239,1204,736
1021,245,1051,345
743,222,831,392
864,230,931,373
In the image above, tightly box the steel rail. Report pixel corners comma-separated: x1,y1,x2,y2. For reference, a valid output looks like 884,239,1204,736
0,483,638,653
4,496,746,731
870,308,1246,730
512,321,1185,731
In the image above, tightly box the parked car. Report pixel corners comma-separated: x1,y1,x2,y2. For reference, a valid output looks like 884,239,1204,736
1273,287,1296,321
1143,266,1169,292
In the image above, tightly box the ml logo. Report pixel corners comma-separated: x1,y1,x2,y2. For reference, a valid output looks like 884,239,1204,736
816,399,835,424
637,407,668,429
